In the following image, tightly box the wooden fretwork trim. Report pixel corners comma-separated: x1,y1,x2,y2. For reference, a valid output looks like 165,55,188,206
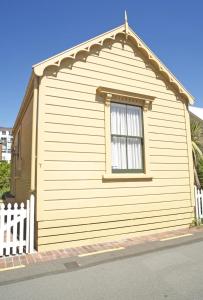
97,87,155,111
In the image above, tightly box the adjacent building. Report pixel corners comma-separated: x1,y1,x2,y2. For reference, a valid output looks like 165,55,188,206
11,21,194,252
0,127,12,162
0,142,2,162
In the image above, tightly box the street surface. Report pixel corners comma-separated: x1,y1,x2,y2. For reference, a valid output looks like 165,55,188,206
0,232,203,299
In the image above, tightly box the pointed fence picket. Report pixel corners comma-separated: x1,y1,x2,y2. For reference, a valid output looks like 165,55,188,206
194,186,203,222
0,195,35,257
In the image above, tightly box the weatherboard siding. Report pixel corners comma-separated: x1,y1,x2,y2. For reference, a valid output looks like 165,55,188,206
13,97,33,203
36,39,193,251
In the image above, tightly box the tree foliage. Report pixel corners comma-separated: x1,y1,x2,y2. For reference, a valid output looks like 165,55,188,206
197,158,203,188
0,161,10,198
190,120,203,188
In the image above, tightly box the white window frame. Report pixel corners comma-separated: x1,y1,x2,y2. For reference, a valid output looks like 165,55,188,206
97,87,155,181
111,102,144,173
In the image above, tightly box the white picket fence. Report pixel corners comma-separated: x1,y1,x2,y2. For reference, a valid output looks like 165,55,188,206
0,195,35,257
195,186,203,221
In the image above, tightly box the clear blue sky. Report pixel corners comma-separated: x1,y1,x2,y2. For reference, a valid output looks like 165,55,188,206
0,0,203,128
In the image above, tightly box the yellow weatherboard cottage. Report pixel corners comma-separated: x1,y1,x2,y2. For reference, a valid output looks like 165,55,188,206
11,16,195,252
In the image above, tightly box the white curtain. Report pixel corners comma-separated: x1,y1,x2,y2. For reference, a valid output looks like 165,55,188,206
111,103,126,135
127,138,142,170
127,105,142,137
111,136,127,170
111,102,143,171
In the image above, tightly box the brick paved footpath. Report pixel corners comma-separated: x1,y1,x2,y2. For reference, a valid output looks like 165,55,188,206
0,227,202,270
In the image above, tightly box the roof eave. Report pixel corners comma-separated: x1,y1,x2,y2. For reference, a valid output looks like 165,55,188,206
33,24,125,75
127,27,194,104
12,72,34,135
33,23,194,105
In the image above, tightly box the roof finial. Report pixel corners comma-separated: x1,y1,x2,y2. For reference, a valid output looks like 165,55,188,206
124,10,128,38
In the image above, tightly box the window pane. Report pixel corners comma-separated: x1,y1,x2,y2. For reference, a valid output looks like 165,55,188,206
111,136,127,170
111,103,127,135
127,138,143,169
127,105,142,137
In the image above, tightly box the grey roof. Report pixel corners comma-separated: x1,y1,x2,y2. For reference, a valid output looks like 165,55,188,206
0,127,12,131
189,106,203,121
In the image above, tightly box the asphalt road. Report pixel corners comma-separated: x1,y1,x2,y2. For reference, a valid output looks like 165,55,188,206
1,233,203,300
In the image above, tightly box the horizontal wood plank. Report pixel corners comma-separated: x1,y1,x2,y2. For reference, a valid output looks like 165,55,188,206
38,217,192,245
41,185,190,201
38,205,191,228
37,223,190,251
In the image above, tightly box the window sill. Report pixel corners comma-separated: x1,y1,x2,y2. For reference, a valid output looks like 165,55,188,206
102,173,153,181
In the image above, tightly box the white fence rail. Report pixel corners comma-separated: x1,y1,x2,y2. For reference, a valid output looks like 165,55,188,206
0,195,35,257
195,186,203,221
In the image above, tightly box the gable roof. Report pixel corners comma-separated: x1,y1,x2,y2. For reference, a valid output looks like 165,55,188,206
33,23,194,104
189,106,203,121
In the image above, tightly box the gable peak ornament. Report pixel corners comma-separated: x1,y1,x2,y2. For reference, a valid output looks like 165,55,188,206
125,10,129,38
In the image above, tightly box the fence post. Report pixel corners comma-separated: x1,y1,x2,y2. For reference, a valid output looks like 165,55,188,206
29,194,35,253
12,203,18,255
194,185,199,222
6,204,11,256
200,189,203,219
19,203,25,254
25,199,30,253
0,204,5,256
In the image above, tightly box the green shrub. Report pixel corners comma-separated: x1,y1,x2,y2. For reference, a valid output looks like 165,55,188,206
197,157,203,189
0,161,10,199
